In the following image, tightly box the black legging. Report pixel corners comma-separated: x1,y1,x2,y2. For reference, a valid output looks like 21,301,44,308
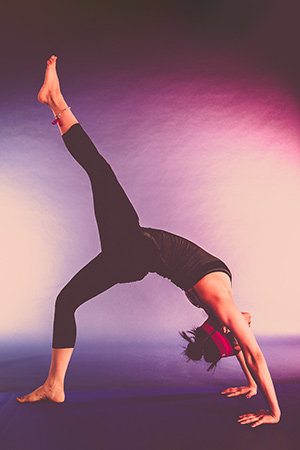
52,124,232,348
53,124,151,348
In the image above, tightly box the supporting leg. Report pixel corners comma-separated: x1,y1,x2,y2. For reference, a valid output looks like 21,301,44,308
17,348,72,403
17,252,117,403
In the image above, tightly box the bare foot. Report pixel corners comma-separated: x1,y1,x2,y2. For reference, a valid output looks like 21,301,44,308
38,55,78,134
38,55,67,112
17,383,65,403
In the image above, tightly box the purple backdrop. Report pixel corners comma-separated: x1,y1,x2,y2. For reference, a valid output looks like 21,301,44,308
1,0,299,345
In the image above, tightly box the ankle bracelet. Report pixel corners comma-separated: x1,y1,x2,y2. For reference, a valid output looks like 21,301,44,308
52,106,71,127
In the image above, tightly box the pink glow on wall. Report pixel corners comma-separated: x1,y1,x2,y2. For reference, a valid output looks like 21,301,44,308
1,66,299,342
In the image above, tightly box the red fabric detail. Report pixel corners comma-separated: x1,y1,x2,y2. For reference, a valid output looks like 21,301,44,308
201,320,234,358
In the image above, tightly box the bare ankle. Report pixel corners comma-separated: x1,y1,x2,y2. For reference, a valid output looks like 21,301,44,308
45,378,64,390
48,95,68,115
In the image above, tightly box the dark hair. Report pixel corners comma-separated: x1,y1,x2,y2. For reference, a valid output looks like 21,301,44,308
179,327,221,371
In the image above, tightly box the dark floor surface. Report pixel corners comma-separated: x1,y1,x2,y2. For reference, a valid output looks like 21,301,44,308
1,336,299,450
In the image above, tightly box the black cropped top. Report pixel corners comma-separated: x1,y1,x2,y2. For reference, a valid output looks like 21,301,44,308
141,227,232,291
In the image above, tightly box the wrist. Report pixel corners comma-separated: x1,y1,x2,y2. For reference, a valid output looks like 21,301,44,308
270,407,281,420
247,381,257,388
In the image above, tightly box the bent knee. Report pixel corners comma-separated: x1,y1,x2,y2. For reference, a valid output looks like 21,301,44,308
54,288,77,314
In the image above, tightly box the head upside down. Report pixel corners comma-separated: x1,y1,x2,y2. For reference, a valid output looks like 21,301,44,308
180,289,240,370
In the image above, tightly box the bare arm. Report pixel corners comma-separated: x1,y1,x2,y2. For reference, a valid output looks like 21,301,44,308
236,350,257,389
221,312,257,398
215,301,281,426
221,350,257,398
193,273,280,426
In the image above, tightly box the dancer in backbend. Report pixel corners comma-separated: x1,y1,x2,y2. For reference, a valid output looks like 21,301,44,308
17,56,280,428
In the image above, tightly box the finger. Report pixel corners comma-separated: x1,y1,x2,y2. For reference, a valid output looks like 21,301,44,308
238,415,264,425
221,387,236,393
221,389,235,394
239,418,258,425
238,417,255,424
251,418,264,428
227,391,242,397
226,388,250,397
238,414,251,419
238,410,264,419
238,414,259,423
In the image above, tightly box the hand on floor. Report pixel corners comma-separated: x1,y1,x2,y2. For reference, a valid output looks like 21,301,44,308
221,385,257,398
238,409,280,427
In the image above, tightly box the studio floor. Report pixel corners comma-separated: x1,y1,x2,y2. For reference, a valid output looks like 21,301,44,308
1,336,299,450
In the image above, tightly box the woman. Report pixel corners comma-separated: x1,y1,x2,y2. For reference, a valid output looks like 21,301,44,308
17,56,281,428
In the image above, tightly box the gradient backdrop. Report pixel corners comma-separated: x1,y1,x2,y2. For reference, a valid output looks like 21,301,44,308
1,1,300,349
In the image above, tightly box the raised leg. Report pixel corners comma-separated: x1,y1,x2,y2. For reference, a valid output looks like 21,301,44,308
62,124,141,253
39,55,141,252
